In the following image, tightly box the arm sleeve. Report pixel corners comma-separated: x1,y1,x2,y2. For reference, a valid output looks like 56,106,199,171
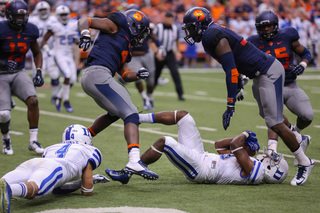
218,51,239,106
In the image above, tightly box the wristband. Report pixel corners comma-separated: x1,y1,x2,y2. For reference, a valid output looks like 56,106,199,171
81,185,94,193
231,146,243,153
81,29,90,36
242,131,249,138
299,61,307,68
121,70,131,78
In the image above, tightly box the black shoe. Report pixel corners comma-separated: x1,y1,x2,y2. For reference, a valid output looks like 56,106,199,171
178,96,185,101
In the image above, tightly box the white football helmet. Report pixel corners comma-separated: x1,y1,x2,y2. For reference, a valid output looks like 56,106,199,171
257,148,289,184
62,124,93,146
35,1,50,20
55,5,70,25
0,0,8,17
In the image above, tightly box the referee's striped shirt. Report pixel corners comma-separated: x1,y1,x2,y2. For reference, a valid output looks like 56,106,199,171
153,23,179,52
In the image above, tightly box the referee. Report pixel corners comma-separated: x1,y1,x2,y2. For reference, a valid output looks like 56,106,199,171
153,11,185,101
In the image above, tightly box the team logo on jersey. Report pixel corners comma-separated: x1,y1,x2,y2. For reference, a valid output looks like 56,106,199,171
193,10,205,21
268,41,273,46
133,11,145,21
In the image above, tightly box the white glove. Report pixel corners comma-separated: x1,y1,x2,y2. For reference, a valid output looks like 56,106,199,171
93,174,110,184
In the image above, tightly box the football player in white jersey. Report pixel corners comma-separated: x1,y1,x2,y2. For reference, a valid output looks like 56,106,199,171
29,1,60,103
0,0,7,21
0,124,109,213
106,110,289,185
41,5,79,113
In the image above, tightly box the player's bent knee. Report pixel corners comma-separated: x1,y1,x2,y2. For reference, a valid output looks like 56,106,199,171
0,110,11,123
25,96,38,107
124,113,139,126
176,110,188,122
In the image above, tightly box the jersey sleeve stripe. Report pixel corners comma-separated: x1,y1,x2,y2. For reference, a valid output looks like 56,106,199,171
249,161,262,184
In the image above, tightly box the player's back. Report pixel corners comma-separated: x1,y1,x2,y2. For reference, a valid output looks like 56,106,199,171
86,12,132,76
202,23,275,78
43,142,102,181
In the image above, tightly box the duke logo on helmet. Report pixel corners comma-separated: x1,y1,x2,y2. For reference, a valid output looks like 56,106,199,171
62,124,93,146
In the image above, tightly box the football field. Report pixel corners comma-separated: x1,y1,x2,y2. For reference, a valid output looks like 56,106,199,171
1,67,320,213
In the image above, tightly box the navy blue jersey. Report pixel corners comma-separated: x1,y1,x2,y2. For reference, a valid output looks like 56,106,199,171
202,23,275,79
0,21,39,70
247,27,299,85
86,12,132,76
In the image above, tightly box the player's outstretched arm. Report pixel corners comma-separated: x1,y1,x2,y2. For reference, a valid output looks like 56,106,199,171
81,162,94,196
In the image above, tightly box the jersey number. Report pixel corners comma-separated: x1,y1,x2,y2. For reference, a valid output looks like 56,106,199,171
266,47,290,69
9,42,27,62
60,35,75,45
56,144,71,158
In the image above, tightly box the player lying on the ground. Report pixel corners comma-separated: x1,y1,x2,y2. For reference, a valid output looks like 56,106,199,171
105,110,289,185
0,124,109,213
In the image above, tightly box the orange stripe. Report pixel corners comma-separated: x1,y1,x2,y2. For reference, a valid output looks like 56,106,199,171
121,70,131,78
88,126,96,136
128,143,139,149
231,68,239,83
86,17,92,27
240,38,247,46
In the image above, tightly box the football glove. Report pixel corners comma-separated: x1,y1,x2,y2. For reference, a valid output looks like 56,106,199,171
93,174,110,184
243,130,260,152
79,30,91,52
222,106,235,130
33,68,44,87
137,67,149,79
7,60,18,71
291,64,305,76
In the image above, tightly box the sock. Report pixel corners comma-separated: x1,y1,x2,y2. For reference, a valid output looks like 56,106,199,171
141,91,148,99
293,145,310,166
128,146,140,163
147,93,154,101
51,85,59,98
2,131,10,140
11,183,27,197
268,139,278,153
292,130,302,144
29,128,38,142
294,124,302,133
61,84,70,102
139,113,155,123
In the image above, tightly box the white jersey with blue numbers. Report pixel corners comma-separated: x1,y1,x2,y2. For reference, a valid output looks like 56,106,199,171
42,143,102,182
46,18,79,55
28,15,56,47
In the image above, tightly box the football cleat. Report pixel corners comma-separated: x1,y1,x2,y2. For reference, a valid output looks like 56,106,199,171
63,100,74,113
0,179,12,213
294,135,311,167
124,160,158,180
55,98,61,111
105,169,131,184
291,158,315,186
2,137,13,155
28,141,44,154
157,77,169,86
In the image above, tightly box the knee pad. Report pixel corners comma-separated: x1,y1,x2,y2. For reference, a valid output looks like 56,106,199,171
0,110,11,123
51,79,60,86
124,113,139,126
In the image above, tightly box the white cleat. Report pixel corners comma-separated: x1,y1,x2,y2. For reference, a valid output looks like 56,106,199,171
28,141,44,154
291,158,315,186
2,137,13,155
294,135,311,167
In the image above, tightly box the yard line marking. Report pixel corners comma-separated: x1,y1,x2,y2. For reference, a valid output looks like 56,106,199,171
14,106,320,163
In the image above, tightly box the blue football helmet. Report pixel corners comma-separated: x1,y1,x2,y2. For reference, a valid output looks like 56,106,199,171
5,0,29,29
124,9,150,47
62,124,93,146
182,7,212,46
255,10,279,41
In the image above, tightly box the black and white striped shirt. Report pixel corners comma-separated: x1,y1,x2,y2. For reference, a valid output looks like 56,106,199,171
153,23,179,52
